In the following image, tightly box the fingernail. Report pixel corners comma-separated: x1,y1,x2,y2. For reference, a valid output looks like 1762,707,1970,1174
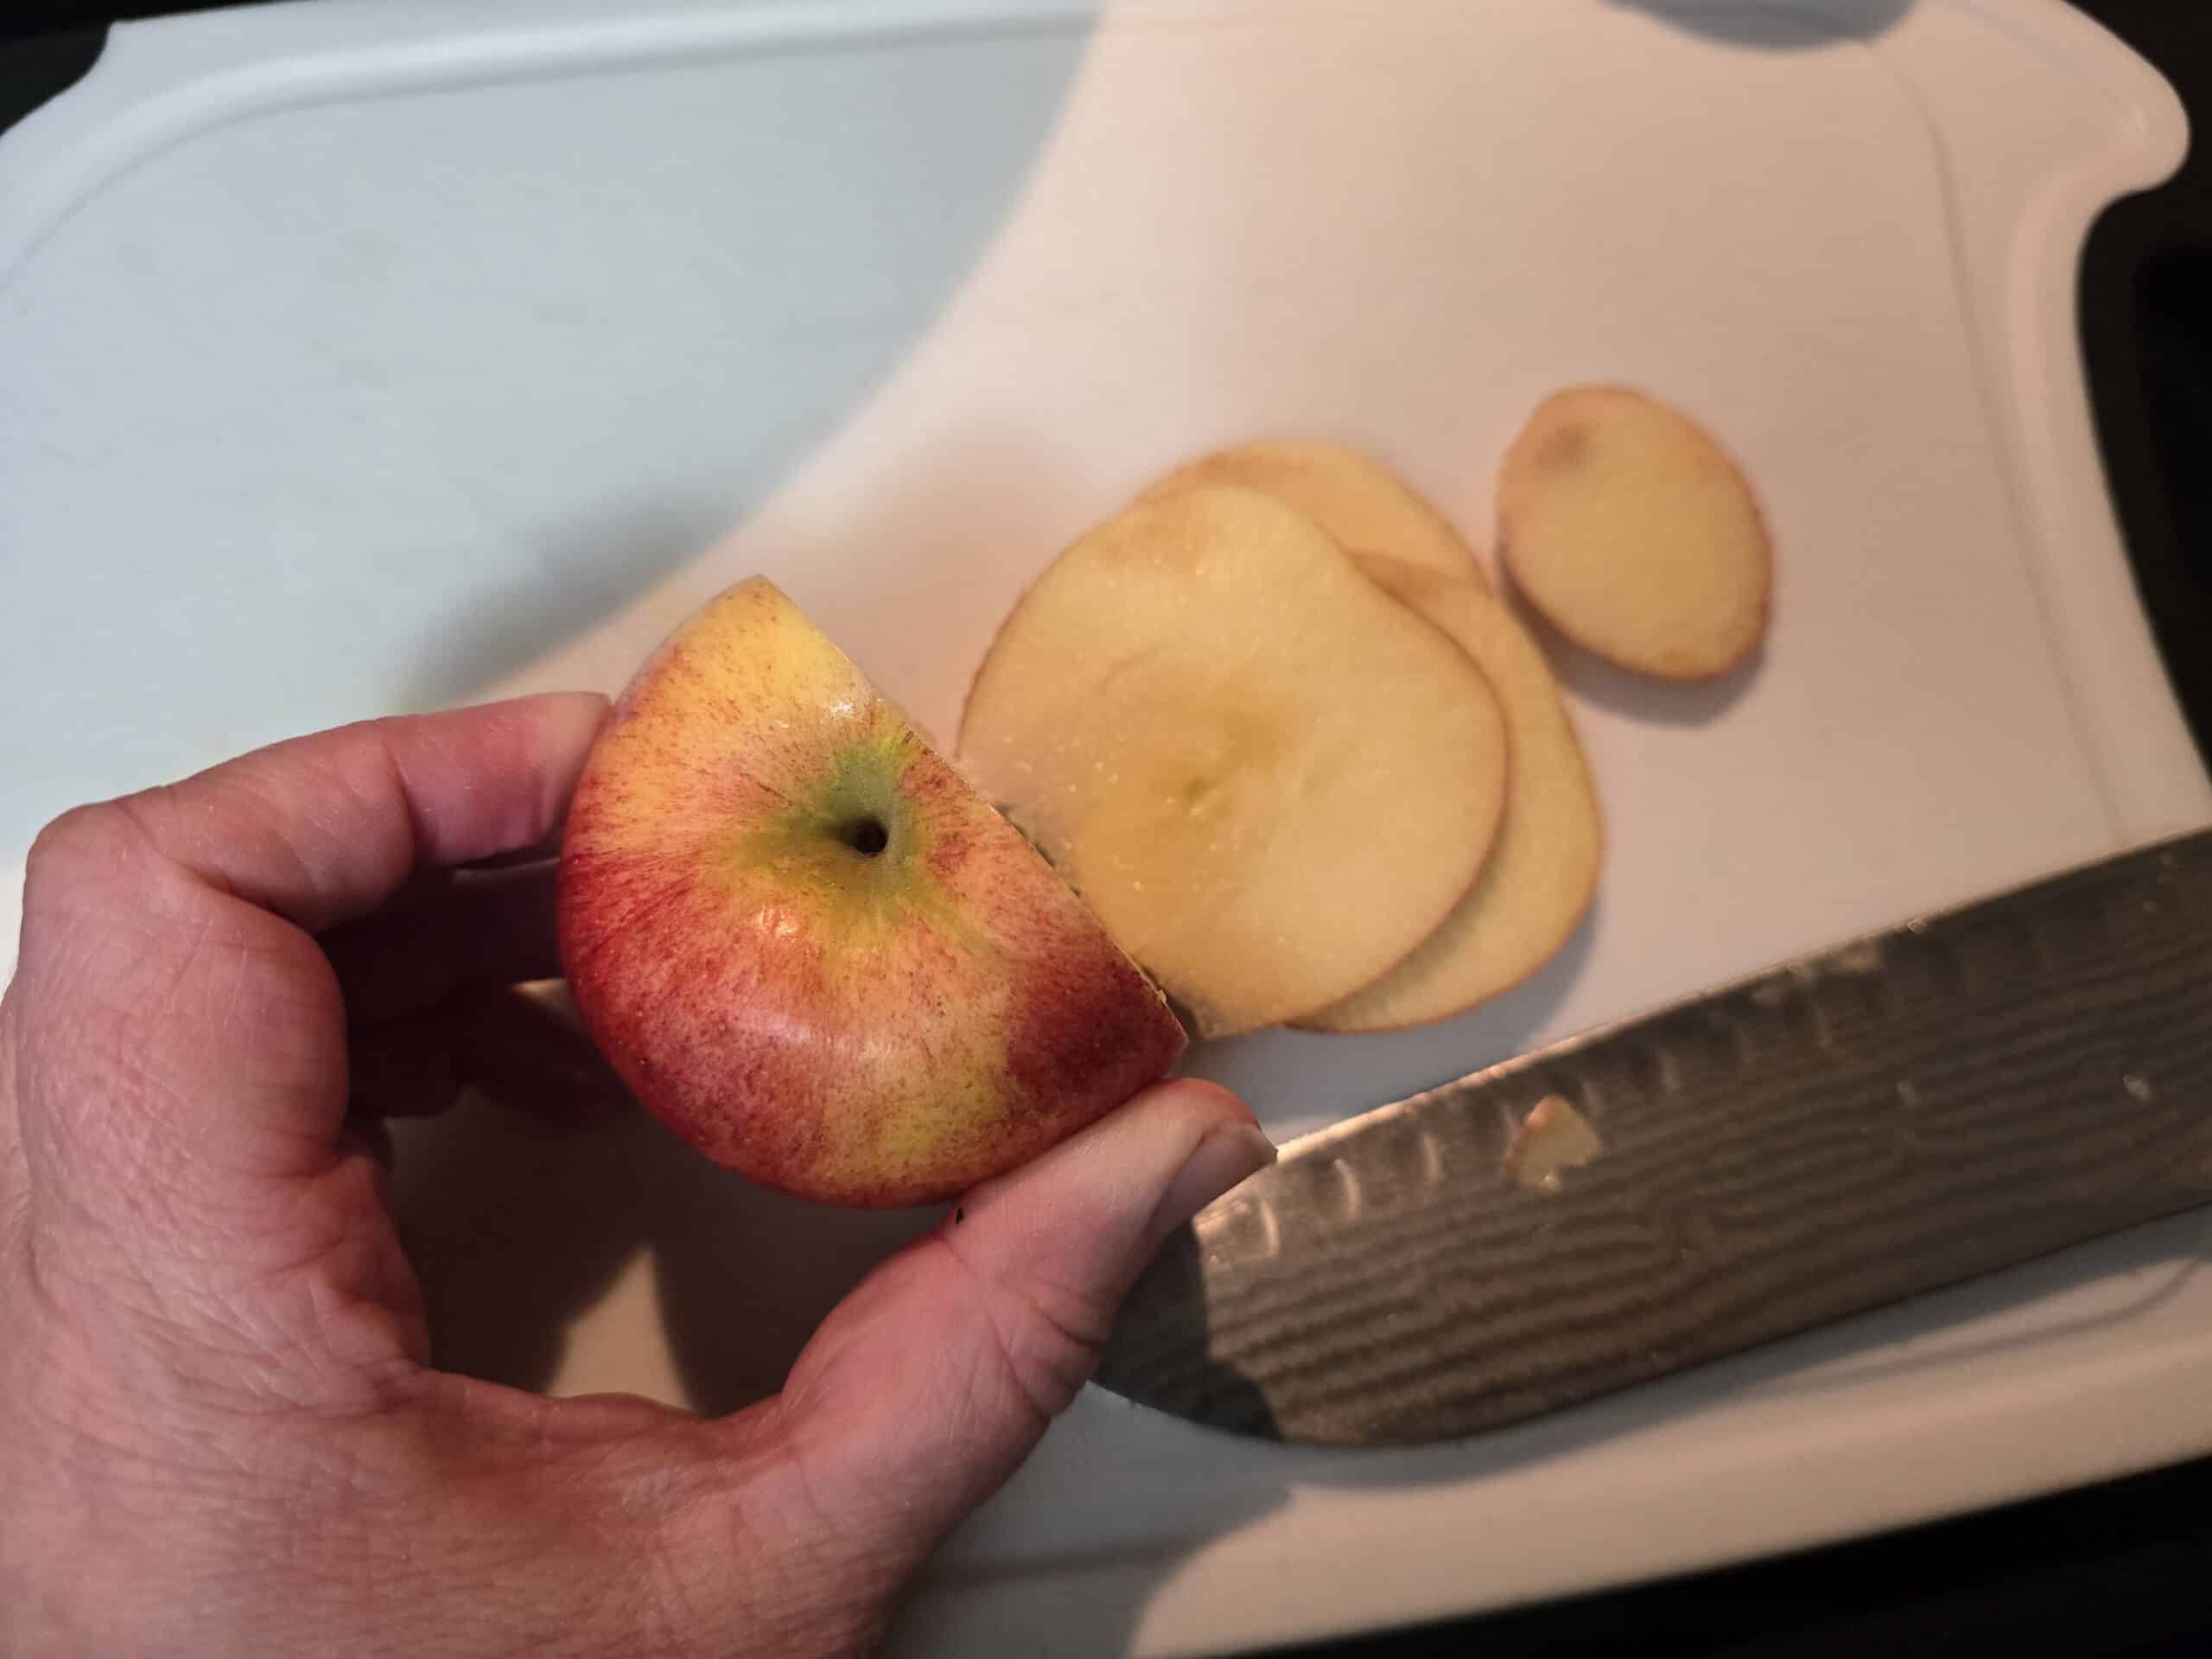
1151,1122,1277,1239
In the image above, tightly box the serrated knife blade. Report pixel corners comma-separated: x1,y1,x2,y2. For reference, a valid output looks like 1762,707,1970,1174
1095,830,2212,1446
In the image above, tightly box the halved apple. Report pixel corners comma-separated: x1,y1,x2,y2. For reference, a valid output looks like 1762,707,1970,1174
1140,439,1484,583
1304,554,1602,1033
558,577,1186,1208
959,486,1510,1038
1498,387,1770,679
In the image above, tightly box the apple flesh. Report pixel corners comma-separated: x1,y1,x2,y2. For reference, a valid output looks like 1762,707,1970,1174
1141,439,1484,584
557,576,1185,1208
959,485,1510,1038
1498,386,1771,679
1305,555,1602,1032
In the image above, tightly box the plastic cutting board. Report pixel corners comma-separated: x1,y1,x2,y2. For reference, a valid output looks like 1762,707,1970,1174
3,2,2208,1652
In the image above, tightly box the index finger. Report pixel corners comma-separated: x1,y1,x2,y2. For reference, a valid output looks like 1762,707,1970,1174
0,691,613,1380
103,692,608,934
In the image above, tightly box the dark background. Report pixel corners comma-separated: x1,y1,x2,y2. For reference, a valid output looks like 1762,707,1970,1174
5,2,2211,1654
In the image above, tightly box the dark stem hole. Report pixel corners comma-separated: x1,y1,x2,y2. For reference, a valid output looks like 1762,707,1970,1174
839,817,890,857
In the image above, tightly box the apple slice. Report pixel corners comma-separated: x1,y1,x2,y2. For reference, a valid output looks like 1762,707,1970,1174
959,486,1510,1038
1498,387,1770,679
1304,554,1602,1033
557,577,1185,1208
1140,439,1484,583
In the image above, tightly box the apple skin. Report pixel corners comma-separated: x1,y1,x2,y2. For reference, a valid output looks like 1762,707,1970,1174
557,577,1185,1208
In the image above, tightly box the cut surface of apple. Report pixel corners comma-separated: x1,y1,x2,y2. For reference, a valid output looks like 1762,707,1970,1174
558,577,1185,1208
1306,554,1602,1033
959,486,1510,1038
1498,386,1770,679
1141,438,1484,584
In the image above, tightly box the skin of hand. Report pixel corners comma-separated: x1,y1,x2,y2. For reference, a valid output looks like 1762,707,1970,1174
0,694,1274,1657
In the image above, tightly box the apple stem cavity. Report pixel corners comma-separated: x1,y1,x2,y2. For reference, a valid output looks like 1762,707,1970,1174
839,816,891,857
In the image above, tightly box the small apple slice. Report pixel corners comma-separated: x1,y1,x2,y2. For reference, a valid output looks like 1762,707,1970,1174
1304,554,1602,1033
558,577,1185,1208
959,486,1510,1038
1140,439,1484,583
1498,387,1770,679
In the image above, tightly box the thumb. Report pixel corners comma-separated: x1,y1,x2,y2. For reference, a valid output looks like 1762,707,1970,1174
766,1078,1272,1572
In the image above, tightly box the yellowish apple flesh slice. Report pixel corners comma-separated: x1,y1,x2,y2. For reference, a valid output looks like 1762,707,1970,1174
1305,554,1602,1033
1498,387,1770,679
959,486,1510,1038
1141,438,1484,584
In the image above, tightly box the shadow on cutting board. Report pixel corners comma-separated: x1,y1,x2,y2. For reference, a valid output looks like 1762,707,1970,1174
1608,0,1916,48
1487,570,1763,730
406,499,739,715
386,14,1096,712
1545,625,1765,729
391,1096,934,1406
391,1085,1296,1659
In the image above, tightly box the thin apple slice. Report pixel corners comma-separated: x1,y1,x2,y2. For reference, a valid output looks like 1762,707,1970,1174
1498,386,1770,679
959,486,1510,1038
558,577,1185,1208
1305,554,1602,1033
1141,439,1484,583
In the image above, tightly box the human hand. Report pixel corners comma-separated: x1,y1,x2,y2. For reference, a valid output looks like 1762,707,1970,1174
0,695,1273,1656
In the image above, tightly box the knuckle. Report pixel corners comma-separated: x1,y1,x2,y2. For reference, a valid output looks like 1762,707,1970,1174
932,1232,1116,1427
23,798,162,902
25,803,126,889
988,1274,1115,1425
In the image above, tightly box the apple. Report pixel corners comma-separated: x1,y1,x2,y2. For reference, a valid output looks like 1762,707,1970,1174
959,485,1510,1037
1498,386,1771,679
1500,1094,1604,1192
557,576,1185,1208
1140,438,1484,584
1305,554,1602,1032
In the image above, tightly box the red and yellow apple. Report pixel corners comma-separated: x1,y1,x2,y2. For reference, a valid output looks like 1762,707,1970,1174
557,577,1185,1208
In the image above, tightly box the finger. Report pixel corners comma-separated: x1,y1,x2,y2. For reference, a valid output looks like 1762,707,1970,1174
16,692,609,1147
6,695,607,1389
106,693,609,934
323,861,563,1023
695,1081,1273,1610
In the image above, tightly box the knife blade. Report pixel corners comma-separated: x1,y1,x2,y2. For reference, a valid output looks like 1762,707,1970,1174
1095,830,2212,1445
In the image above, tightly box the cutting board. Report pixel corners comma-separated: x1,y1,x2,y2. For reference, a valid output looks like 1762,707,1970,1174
3,1,2206,1652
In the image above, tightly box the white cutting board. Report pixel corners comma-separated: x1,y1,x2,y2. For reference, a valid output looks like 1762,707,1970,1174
3,0,2209,1652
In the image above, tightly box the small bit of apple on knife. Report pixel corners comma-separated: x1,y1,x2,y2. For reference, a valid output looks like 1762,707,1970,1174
1138,438,1488,587
1498,386,1771,680
556,576,1186,1208
958,485,1511,1039
1501,1094,1605,1192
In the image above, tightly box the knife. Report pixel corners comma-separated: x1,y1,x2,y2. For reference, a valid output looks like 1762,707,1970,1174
1096,830,2212,1446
